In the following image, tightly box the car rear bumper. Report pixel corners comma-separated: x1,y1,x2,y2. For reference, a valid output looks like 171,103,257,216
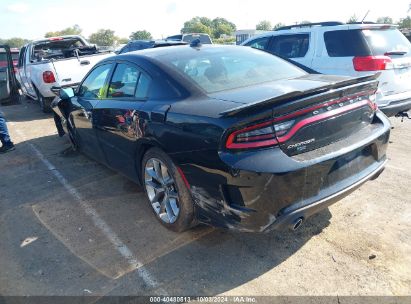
379,98,411,117
177,112,391,232
377,90,411,116
265,159,386,231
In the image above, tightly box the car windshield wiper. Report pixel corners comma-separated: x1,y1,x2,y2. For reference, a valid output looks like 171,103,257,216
384,50,408,56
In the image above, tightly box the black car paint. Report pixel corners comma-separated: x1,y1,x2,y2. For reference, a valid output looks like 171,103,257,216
118,40,187,55
52,45,390,232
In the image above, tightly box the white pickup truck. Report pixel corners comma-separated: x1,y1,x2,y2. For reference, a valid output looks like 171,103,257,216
16,35,114,112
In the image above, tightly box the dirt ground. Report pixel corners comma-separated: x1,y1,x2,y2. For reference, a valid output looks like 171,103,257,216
0,99,410,301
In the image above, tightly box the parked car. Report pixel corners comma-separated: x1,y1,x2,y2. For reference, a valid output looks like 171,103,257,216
0,46,20,104
242,22,411,116
166,33,213,44
16,35,113,112
52,45,389,232
117,40,187,54
0,47,19,73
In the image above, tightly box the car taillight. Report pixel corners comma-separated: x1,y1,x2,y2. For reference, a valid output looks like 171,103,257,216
48,37,64,41
226,120,279,149
353,56,393,71
43,71,56,83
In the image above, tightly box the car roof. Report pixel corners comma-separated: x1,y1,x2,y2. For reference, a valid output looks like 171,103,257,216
242,22,399,44
127,39,187,46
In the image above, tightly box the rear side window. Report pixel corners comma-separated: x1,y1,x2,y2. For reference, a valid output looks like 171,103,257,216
244,36,270,50
362,29,411,55
108,63,139,98
182,34,212,44
268,34,310,58
324,30,370,57
135,73,151,99
108,63,151,99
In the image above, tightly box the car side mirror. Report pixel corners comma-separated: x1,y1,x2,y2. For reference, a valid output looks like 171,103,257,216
59,87,75,100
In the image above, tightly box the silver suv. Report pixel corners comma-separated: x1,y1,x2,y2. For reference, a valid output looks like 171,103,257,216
242,22,411,116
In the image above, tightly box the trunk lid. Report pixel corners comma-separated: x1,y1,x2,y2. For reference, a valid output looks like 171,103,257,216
220,74,379,156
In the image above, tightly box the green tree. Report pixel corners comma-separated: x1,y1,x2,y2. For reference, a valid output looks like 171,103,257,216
45,25,82,38
272,23,285,30
117,37,129,44
181,17,236,39
376,16,393,24
89,29,116,46
181,17,212,35
5,37,30,48
256,20,272,31
211,17,236,38
129,30,152,40
398,16,411,28
347,15,358,23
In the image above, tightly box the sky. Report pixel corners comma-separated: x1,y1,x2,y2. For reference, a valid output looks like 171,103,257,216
0,0,410,40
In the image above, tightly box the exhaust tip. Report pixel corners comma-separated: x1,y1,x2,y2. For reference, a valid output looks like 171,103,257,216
291,217,304,231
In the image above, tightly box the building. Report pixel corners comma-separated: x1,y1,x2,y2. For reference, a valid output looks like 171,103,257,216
235,30,270,45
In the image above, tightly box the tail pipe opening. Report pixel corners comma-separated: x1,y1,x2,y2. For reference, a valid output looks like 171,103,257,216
291,217,304,231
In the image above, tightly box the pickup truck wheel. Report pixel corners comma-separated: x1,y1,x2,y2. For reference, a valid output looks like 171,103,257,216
34,87,52,113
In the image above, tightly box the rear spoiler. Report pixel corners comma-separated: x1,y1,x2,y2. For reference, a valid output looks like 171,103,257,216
219,73,380,117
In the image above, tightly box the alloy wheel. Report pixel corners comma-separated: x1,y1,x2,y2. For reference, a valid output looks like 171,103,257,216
144,158,180,224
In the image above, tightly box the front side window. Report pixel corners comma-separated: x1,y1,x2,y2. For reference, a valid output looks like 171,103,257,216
268,34,310,58
245,36,270,50
78,64,112,99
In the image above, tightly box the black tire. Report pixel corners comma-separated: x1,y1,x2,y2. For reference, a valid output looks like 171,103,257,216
66,116,79,151
141,147,196,232
34,86,52,113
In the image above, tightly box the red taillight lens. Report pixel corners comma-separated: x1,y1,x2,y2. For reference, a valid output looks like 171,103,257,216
43,71,56,83
226,120,278,149
48,37,64,41
353,56,393,71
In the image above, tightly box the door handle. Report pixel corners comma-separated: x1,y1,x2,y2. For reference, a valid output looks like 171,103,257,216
80,60,90,65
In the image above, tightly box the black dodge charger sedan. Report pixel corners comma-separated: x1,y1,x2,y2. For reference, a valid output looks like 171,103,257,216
52,44,390,232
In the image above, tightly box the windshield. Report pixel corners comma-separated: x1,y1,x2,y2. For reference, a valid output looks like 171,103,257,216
363,28,411,55
159,46,306,93
182,34,212,44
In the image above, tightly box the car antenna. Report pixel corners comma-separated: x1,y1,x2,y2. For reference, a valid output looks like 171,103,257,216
361,10,370,23
190,38,202,48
